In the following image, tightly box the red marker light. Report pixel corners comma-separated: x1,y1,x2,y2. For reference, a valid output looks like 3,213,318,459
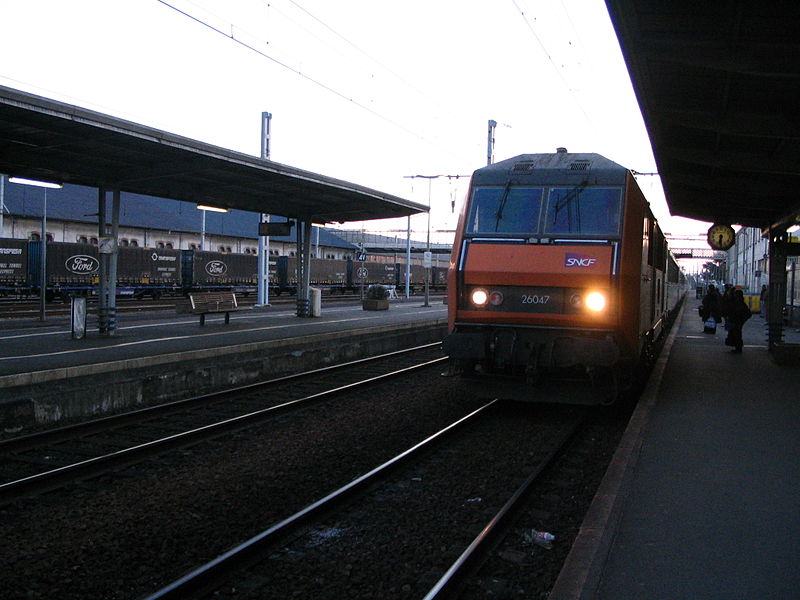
488,291,504,306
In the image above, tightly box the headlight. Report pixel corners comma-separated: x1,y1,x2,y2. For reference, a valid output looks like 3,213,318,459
585,290,607,312
471,288,489,306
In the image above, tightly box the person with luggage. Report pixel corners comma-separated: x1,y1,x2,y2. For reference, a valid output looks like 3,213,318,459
725,289,752,353
700,284,722,333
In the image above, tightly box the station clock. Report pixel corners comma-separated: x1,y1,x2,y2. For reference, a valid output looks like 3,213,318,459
707,223,736,251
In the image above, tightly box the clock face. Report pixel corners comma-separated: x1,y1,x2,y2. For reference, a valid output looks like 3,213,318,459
707,224,735,251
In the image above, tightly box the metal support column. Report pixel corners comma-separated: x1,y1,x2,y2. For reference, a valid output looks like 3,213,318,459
39,189,47,321
303,221,314,298
487,119,497,165
423,179,431,307
790,262,796,326
295,220,306,316
303,221,313,295
767,228,788,350
295,220,313,317
257,214,270,306
257,111,272,307
97,188,109,334
106,189,120,335
0,174,5,237
405,216,411,298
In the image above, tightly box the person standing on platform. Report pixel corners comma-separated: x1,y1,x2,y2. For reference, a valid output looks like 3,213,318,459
726,289,752,353
760,284,768,317
700,284,722,332
720,284,734,331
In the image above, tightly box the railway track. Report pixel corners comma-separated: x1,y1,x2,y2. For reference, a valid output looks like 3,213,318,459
0,344,446,504
1,361,629,599
144,402,588,600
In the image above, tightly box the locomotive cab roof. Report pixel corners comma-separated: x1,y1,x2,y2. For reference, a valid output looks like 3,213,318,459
472,152,630,187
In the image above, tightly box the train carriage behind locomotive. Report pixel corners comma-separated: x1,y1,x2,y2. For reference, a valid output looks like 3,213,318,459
444,151,683,404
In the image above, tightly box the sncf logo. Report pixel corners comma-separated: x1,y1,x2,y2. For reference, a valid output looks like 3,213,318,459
564,253,597,268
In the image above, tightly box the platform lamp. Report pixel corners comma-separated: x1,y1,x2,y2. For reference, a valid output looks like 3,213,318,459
8,177,62,321
197,204,229,251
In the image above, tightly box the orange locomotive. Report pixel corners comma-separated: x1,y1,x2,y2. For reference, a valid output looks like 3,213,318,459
443,150,684,404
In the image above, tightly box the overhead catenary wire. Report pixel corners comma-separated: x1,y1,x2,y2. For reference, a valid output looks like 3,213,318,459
510,0,597,138
155,0,466,160
279,0,448,112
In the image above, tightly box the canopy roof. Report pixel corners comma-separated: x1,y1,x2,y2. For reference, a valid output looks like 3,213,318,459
606,1,800,230
0,85,426,224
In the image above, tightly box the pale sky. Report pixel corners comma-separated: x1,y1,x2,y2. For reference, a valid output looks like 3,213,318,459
0,0,707,245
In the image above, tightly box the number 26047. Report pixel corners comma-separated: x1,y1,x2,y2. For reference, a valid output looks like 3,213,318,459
521,294,550,305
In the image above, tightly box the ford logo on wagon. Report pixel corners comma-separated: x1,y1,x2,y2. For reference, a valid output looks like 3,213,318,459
205,260,228,276
66,255,100,274
564,253,597,268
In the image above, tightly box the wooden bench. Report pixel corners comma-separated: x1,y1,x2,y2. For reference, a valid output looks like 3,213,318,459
176,292,247,325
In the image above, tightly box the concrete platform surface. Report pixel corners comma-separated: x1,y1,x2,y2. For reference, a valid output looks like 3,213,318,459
0,300,447,383
0,300,447,429
551,302,800,599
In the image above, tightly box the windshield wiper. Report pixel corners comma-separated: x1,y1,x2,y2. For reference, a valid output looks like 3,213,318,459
551,181,588,231
494,182,512,231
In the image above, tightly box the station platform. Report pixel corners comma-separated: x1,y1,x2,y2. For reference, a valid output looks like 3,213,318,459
551,301,800,599
0,299,447,431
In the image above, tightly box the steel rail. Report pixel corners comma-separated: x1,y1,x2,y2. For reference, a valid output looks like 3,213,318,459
0,342,442,454
421,417,586,600
144,400,499,600
0,354,447,505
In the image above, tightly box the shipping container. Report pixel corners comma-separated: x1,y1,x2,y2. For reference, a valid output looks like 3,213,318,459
0,238,28,293
44,242,99,298
276,256,352,294
431,264,448,288
183,250,258,293
120,247,182,298
356,261,397,286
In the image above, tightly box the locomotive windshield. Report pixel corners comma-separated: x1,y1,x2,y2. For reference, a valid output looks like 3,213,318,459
466,186,544,234
544,187,622,236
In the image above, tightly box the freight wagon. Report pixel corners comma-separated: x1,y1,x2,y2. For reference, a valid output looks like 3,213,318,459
7,240,184,301
0,238,447,301
274,256,351,295
274,256,448,295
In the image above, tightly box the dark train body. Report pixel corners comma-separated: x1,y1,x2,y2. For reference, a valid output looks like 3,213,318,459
0,238,446,300
443,151,685,404
273,256,444,295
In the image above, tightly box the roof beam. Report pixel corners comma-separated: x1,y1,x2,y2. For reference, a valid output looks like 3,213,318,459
657,147,800,177
635,41,800,78
655,109,800,140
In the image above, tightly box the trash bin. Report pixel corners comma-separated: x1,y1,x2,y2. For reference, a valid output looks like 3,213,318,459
71,296,87,339
744,294,760,312
310,287,322,317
